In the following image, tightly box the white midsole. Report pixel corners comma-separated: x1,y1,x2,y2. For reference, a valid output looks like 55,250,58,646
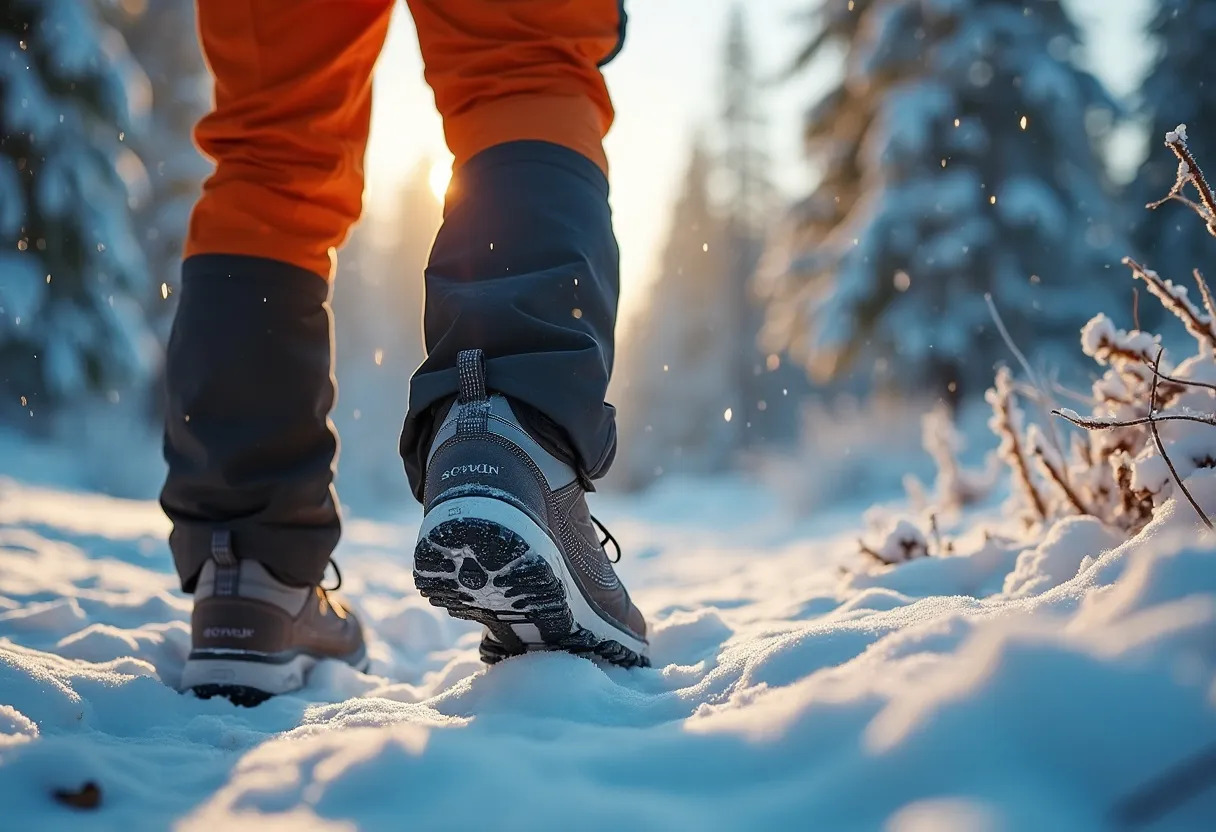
179,654,318,695
419,495,649,658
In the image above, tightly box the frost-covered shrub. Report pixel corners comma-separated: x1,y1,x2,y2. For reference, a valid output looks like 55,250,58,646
858,515,933,566
903,402,998,514
987,126,1216,536
859,126,1216,573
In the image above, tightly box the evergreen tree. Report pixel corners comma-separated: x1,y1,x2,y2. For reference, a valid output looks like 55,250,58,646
1131,0,1216,283
99,0,209,318
614,6,802,489
718,5,802,448
331,160,438,511
761,0,1125,399
0,0,156,425
613,141,735,488
770,0,876,257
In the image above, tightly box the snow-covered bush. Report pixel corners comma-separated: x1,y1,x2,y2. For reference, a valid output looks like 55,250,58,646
859,125,1216,572
858,514,934,566
992,126,1216,537
903,402,998,514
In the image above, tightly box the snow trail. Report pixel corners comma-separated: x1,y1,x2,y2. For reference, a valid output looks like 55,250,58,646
1,474,1214,830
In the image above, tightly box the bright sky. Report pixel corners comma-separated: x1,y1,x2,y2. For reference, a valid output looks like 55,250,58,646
363,0,1152,324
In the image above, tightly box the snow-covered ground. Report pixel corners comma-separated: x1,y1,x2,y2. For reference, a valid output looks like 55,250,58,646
1,470,1215,830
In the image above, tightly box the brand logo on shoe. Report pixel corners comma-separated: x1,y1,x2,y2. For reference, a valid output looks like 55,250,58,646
441,464,500,479
203,626,255,639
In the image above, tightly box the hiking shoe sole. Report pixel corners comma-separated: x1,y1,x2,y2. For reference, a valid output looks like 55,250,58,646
181,649,370,707
413,496,650,668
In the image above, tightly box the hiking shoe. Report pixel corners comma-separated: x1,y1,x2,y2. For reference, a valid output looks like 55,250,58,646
179,532,368,706
412,349,650,668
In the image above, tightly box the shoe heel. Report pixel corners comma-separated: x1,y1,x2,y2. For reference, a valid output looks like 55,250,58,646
180,652,317,705
413,497,570,654
413,496,649,667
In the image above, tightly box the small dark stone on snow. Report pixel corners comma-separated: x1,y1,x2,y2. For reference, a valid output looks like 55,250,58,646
52,781,102,810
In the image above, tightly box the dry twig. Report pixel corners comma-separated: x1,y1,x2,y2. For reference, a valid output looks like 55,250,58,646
1031,443,1091,516
1052,410,1216,431
1164,127,1216,235
1123,257,1216,349
1111,740,1216,829
858,541,889,566
1194,269,1216,323
990,369,1049,521
1147,348,1214,529
1140,357,1216,396
985,293,1071,477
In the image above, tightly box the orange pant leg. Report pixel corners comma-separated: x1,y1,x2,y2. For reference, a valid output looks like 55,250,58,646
186,0,394,279
406,0,626,175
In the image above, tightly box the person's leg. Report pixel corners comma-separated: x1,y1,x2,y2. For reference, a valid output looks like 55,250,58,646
166,0,393,703
403,1,647,667
400,0,628,493
162,0,392,594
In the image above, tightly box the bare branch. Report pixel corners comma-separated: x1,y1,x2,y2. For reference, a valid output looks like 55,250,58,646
986,293,1040,387
928,513,944,557
1146,190,1211,218
858,541,890,566
986,293,1070,479
1123,257,1216,349
1031,441,1091,516
1051,381,1098,407
1111,740,1216,829
1053,409,1216,431
1164,128,1216,235
1133,286,1141,332
990,369,1049,521
1113,456,1154,533
1149,349,1214,530
1140,356,1216,395
1194,268,1216,323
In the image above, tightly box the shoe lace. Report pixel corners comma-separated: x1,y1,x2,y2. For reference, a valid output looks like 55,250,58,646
320,559,343,593
591,515,622,563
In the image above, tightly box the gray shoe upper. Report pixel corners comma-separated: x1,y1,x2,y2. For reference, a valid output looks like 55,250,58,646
423,352,646,642
192,549,365,663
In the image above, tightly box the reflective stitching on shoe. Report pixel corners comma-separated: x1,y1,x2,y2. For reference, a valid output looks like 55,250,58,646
561,525,621,588
552,484,621,589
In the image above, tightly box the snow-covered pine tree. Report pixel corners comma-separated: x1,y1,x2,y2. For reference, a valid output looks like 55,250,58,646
331,160,438,510
761,0,1126,399
718,5,803,447
614,6,800,489
98,0,209,324
1131,0,1216,284
612,140,736,488
0,0,156,426
758,0,875,353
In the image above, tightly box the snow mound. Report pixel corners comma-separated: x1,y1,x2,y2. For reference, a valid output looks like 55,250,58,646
1002,515,1124,597
1,478,1215,829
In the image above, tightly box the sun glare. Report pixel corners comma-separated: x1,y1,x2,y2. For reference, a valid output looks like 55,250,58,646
429,159,452,201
